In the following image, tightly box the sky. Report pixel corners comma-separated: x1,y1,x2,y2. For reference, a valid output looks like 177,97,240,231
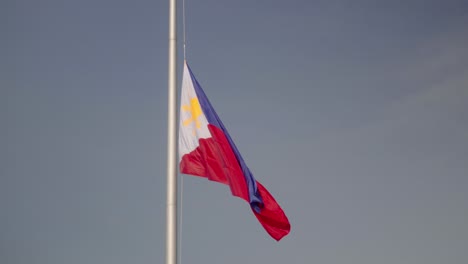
2,0,468,263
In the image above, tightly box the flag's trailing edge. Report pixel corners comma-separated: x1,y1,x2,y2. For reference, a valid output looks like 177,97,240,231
178,62,291,241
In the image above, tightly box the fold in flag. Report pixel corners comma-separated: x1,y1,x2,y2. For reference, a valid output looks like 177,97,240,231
178,62,291,241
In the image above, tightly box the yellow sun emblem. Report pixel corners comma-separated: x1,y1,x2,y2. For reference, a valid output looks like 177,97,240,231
182,97,203,131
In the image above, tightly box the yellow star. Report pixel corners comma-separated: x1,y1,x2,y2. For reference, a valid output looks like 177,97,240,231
182,97,202,130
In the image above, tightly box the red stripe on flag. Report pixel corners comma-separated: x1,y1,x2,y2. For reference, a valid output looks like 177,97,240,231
180,124,290,240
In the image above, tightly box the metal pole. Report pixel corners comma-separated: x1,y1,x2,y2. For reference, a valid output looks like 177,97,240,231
166,0,177,263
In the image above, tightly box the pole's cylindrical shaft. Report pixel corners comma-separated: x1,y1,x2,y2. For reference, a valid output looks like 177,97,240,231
166,0,177,263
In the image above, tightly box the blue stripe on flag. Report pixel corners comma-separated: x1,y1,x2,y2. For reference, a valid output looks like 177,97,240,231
186,63,263,212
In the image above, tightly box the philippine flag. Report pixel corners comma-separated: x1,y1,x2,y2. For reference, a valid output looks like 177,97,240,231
178,62,291,241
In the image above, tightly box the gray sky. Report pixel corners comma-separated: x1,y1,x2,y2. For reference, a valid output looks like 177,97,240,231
2,0,468,263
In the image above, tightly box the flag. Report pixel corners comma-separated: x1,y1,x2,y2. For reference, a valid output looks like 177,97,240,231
178,61,291,241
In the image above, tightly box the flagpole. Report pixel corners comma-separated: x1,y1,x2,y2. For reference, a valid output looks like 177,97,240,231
166,0,177,263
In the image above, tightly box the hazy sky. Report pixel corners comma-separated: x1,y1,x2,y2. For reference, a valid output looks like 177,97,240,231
3,0,468,263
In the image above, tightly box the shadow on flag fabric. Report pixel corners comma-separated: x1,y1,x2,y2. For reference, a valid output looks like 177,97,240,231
178,61,291,241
